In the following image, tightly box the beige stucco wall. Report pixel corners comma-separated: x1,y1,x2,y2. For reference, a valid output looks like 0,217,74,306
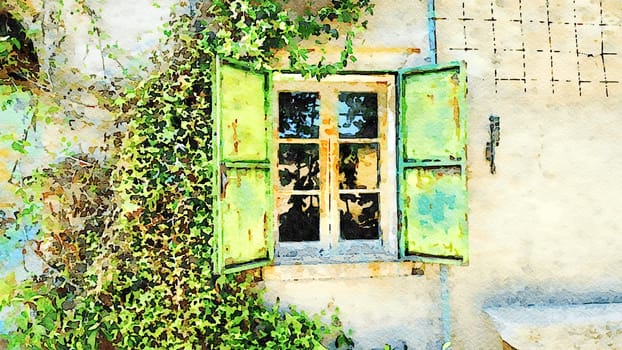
440,1,622,348
3,0,622,348
266,0,622,349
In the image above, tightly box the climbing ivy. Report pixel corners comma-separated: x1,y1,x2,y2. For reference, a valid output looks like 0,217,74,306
1,0,373,349
0,9,38,83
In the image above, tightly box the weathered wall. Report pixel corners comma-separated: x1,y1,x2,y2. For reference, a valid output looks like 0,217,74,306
266,0,622,349
2,0,622,348
438,1,622,348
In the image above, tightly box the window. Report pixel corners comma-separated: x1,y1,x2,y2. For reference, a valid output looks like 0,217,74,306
212,57,468,274
273,74,397,263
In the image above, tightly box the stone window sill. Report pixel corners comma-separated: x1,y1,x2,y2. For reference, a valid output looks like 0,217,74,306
261,261,425,281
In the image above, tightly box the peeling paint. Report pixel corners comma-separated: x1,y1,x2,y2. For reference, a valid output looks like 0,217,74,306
402,66,465,160
220,64,267,162
404,167,467,259
221,168,271,267
215,60,272,273
231,118,240,154
399,63,468,263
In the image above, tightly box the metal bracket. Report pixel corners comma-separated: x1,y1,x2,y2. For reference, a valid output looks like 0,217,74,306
485,115,500,174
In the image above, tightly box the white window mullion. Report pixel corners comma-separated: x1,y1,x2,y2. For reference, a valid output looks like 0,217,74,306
321,88,341,253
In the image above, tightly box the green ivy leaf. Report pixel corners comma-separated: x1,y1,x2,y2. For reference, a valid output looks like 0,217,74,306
11,140,27,154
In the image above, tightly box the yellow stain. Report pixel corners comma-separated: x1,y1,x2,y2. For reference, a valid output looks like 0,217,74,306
0,148,12,158
0,164,11,182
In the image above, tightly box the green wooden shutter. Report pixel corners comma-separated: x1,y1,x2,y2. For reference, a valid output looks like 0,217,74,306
398,62,468,265
213,57,273,274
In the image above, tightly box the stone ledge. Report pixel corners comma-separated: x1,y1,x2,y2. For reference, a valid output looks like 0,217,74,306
485,303,622,349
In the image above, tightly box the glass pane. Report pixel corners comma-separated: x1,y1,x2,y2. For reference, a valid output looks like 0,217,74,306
339,193,379,240
338,92,378,139
278,143,320,190
339,143,379,190
278,195,320,242
279,92,320,139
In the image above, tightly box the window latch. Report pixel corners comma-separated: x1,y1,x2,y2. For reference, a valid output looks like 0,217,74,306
485,115,500,174
219,164,228,198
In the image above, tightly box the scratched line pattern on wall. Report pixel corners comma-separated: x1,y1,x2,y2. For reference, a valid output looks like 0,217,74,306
435,0,621,96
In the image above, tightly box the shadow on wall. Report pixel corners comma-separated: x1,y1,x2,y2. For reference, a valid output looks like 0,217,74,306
482,285,622,309
482,286,622,349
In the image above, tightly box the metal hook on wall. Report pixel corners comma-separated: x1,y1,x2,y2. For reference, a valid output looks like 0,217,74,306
485,115,500,174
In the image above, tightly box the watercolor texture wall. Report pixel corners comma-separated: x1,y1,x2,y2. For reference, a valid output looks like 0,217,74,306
2,0,622,349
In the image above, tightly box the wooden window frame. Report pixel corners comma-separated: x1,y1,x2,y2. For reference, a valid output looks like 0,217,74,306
272,73,398,265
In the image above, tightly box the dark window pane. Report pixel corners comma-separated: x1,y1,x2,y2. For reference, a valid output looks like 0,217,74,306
339,143,379,190
279,92,320,139
339,193,379,240
278,195,320,242
278,143,320,190
338,92,378,138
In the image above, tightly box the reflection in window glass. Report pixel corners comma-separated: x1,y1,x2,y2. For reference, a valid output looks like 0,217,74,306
279,143,320,190
339,143,379,190
338,92,378,139
278,144,320,190
278,195,320,241
279,92,320,139
339,193,379,240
